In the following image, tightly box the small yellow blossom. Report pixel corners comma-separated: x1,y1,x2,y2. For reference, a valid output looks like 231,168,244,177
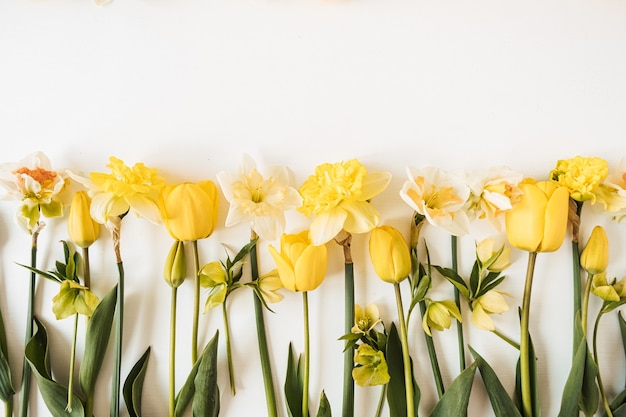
471,290,510,331
591,273,620,302
256,269,284,304
352,344,390,387
580,226,609,275
550,156,608,203
351,304,382,335
422,300,462,336
476,238,511,273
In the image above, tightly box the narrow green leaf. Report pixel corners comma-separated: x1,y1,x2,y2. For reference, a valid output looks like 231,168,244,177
478,276,506,298
25,317,85,417
470,347,521,417
174,349,204,417
433,266,469,298
608,388,626,417
16,263,63,283
0,307,14,402
79,285,117,398
469,262,480,298
514,332,539,417
620,312,626,387
558,336,588,417
122,347,151,417
579,342,599,417
284,343,303,417
429,360,478,417
386,323,419,417
192,331,220,417
316,391,332,417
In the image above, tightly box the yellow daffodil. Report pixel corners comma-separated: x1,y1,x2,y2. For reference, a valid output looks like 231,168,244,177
505,180,569,253
369,225,411,284
159,181,219,241
67,156,165,227
550,156,608,203
399,166,470,236
422,300,462,336
298,159,391,245
471,290,510,331
0,151,67,233
351,304,382,335
217,155,302,241
268,231,328,292
352,344,390,387
580,225,609,275
68,191,101,248
476,238,511,273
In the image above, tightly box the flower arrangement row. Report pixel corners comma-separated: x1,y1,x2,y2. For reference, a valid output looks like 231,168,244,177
0,151,624,417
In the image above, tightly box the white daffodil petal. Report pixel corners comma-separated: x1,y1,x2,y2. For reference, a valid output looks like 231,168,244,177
309,208,347,245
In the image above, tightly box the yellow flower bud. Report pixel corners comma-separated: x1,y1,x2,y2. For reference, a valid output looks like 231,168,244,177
476,238,511,272
67,191,101,248
580,226,609,275
368,225,411,284
159,181,219,242
164,240,186,288
505,180,569,253
268,231,328,292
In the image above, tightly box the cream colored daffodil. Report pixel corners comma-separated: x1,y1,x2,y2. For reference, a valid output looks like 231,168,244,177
400,166,471,236
298,159,391,245
471,290,510,331
596,158,626,222
351,304,382,335
66,156,165,228
217,154,302,241
0,151,67,233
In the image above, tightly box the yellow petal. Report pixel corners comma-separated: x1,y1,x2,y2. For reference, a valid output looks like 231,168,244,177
538,185,569,252
505,183,547,252
471,304,495,331
268,244,297,292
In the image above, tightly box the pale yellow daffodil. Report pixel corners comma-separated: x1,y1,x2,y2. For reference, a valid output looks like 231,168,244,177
399,166,470,236
596,158,626,222
298,159,391,245
217,155,302,241
471,290,510,331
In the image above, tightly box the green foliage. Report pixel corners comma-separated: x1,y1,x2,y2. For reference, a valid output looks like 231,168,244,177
386,323,419,417
0,306,14,404
429,361,478,417
123,347,151,417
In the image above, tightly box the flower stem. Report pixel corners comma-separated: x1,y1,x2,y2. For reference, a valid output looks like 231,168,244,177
169,287,177,417
451,235,466,371
418,300,444,398
222,301,236,395
581,273,593,338
302,291,310,417
374,384,387,417
191,240,200,365
110,261,124,417
250,233,278,417
491,329,520,350
66,313,79,412
520,251,537,417
394,283,414,417
592,310,614,417
81,246,94,417
340,234,354,417
4,400,12,417
571,200,584,353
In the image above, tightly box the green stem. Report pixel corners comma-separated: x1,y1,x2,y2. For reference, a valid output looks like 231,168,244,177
169,287,177,417
110,261,124,417
374,384,387,417
342,260,354,417
394,283,414,417
250,233,278,417
82,246,94,417
4,399,12,417
572,200,584,354
418,300,444,398
66,313,79,412
302,291,310,417
451,235,466,371
520,251,537,417
491,329,520,350
222,301,236,395
593,310,614,417
19,234,38,417
581,273,593,338
191,240,200,365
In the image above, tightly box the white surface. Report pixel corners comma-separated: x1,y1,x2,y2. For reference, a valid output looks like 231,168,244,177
1,0,626,416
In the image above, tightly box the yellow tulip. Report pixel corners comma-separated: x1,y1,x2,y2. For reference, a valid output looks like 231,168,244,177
164,240,186,288
368,225,411,284
268,231,327,292
580,225,609,275
68,191,101,248
159,181,219,241
505,180,570,253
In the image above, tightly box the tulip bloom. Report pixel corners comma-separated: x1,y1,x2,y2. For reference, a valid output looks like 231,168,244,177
368,226,411,284
159,181,219,241
580,226,609,275
505,180,570,253
68,191,101,249
268,231,328,292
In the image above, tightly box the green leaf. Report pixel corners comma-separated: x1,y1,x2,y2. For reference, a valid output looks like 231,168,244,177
608,388,626,416
174,353,203,417
79,285,117,400
122,347,151,417
429,360,478,417
25,317,85,417
469,262,480,298
620,312,626,386
514,332,540,417
386,323,419,417
17,263,63,284
284,343,304,417
192,331,220,417
470,347,521,417
0,307,14,403
433,265,469,298
316,391,332,417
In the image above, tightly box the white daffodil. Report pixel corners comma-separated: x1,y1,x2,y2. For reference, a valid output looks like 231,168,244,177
0,151,67,233
217,154,302,241
399,166,470,236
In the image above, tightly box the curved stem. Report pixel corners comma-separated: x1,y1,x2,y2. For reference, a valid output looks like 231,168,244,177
169,287,177,417
66,313,79,412
418,300,444,398
191,240,200,365
19,234,38,417
491,329,520,350
593,311,614,417
581,273,593,338
222,301,236,395
374,384,387,417
394,283,414,417
110,261,124,417
520,251,537,417
302,291,310,417
451,235,466,371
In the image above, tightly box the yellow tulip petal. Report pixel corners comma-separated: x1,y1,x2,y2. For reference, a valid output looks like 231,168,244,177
268,244,297,292
538,186,569,252
506,183,547,252
294,244,327,291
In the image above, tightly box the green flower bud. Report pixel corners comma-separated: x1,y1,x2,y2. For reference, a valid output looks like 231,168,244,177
164,240,186,288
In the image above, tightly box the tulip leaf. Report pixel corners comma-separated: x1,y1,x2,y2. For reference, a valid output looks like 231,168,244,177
608,389,626,417
25,317,85,417
469,347,521,417
0,306,14,403
122,346,151,417
192,331,220,417
429,360,478,417
386,323,419,417
80,284,117,400
514,333,539,417
316,391,331,417
620,312,626,376
284,343,304,417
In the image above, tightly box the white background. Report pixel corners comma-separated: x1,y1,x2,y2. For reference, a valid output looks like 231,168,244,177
1,0,626,416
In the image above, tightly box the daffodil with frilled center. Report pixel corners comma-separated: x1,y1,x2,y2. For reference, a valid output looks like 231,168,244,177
298,159,391,245
67,156,165,227
550,155,608,203
0,151,67,233
217,155,302,241
399,166,470,236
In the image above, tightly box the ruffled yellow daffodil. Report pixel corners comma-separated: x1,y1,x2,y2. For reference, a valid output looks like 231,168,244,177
269,231,328,292
422,300,462,336
580,226,609,275
68,191,101,249
369,225,411,284
217,155,302,241
352,304,382,335
400,166,471,236
352,344,390,387
298,159,391,245
505,180,570,253
471,290,510,331
550,156,608,203
159,181,219,241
